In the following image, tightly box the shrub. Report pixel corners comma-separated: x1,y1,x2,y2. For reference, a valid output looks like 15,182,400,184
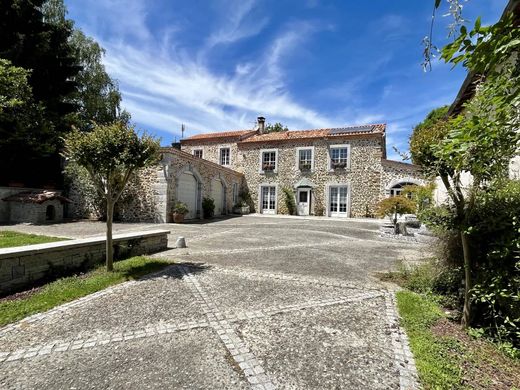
172,202,189,215
419,181,520,349
467,181,520,348
202,197,215,219
376,196,416,225
402,183,436,213
282,187,296,215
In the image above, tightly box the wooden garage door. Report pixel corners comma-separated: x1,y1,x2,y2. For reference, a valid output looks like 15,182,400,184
178,172,197,219
211,179,224,216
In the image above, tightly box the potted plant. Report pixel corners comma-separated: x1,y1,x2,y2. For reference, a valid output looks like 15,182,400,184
233,199,250,215
262,163,275,171
202,197,215,219
171,202,189,223
332,161,347,169
299,163,312,171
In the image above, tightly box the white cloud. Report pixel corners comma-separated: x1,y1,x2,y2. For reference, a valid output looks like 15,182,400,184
70,0,335,139
205,0,269,49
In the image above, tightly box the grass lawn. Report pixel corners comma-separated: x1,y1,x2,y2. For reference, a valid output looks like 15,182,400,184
0,230,66,248
397,290,520,389
0,256,170,327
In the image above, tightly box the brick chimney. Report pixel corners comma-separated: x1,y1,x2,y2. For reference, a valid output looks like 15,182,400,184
257,116,265,134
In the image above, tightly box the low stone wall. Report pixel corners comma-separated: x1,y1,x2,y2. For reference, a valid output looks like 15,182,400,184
0,229,170,295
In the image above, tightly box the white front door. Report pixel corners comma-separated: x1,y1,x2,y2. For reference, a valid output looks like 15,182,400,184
261,186,276,214
329,186,349,217
211,179,224,216
297,188,310,215
178,172,198,219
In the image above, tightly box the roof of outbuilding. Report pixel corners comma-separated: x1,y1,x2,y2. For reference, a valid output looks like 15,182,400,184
238,124,386,144
182,130,256,142
2,191,71,204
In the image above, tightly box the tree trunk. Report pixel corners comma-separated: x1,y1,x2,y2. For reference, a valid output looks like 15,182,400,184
461,230,472,327
106,198,114,272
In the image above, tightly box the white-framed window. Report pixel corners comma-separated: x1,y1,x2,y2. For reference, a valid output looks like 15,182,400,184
259,149,278,173
232,183,239,204
220,147,230,166
329,144,350,170
193,149,203,158
296,147,314,171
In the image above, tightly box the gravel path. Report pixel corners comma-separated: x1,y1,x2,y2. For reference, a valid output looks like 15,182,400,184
0,216,425,389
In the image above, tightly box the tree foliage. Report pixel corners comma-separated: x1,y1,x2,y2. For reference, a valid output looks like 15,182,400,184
409,106,450,169
0,0,80,186
265,122,288,133
42,0,129,130
63,122,160,271
376,196,416,225
414,6,520,331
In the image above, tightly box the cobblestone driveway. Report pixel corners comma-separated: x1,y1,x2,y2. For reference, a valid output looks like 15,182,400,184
0,216,425,389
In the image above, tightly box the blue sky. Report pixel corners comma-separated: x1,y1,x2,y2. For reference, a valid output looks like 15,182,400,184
65,0,507,160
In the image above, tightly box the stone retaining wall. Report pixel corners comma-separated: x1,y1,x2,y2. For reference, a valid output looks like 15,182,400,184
0,230,170,295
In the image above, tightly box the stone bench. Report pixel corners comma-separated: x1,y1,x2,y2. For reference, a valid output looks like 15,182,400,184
0,229,170,295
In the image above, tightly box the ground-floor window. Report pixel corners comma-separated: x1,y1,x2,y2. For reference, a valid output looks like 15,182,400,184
329,186,348,217
261,186,276,214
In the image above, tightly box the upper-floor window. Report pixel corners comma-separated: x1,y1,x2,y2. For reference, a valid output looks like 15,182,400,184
298,148,313,171
220,147,230,166
260,149,277,172
330,146,349,170
193,149,203,158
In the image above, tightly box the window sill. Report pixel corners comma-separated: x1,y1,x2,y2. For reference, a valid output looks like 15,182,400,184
328,168,351,173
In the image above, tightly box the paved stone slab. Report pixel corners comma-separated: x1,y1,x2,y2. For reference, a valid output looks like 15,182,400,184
233,297,399,390
0,216,423,389
0,267,206,350
0,329,248,390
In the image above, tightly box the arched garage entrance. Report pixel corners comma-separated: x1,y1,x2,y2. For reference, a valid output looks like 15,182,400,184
177,170,201,220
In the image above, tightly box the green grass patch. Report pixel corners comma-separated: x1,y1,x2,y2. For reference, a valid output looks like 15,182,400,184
0,256,170,327
0,230,66,248
396,290,464,389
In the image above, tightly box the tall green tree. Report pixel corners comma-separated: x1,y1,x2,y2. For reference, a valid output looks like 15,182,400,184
63,122,159,271
413,12,520,327
0,0,80,186
43,0,130,130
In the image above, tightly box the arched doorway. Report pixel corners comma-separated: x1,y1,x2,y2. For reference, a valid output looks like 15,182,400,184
386,178,422,197
177,172,198,219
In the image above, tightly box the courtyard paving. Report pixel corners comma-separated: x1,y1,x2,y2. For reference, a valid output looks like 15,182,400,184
0,216,428,389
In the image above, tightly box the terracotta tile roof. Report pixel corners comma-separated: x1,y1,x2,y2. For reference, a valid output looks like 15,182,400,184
2,191,71,204
239,124,386,144
182,130,256,142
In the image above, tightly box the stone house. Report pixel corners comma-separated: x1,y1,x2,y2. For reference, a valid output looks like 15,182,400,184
181,117,424,218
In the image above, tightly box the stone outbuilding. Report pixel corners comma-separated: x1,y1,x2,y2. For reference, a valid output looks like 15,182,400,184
2,190,70,224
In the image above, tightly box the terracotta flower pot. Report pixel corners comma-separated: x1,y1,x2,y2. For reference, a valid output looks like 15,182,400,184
172,213,185,223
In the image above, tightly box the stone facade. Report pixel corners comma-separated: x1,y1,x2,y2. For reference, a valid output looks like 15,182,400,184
182,140,245,173
67,166,163,222
238,137,386,217
181,124,425,218
380,160,425,197
160,148,244,221
67,149,244,223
